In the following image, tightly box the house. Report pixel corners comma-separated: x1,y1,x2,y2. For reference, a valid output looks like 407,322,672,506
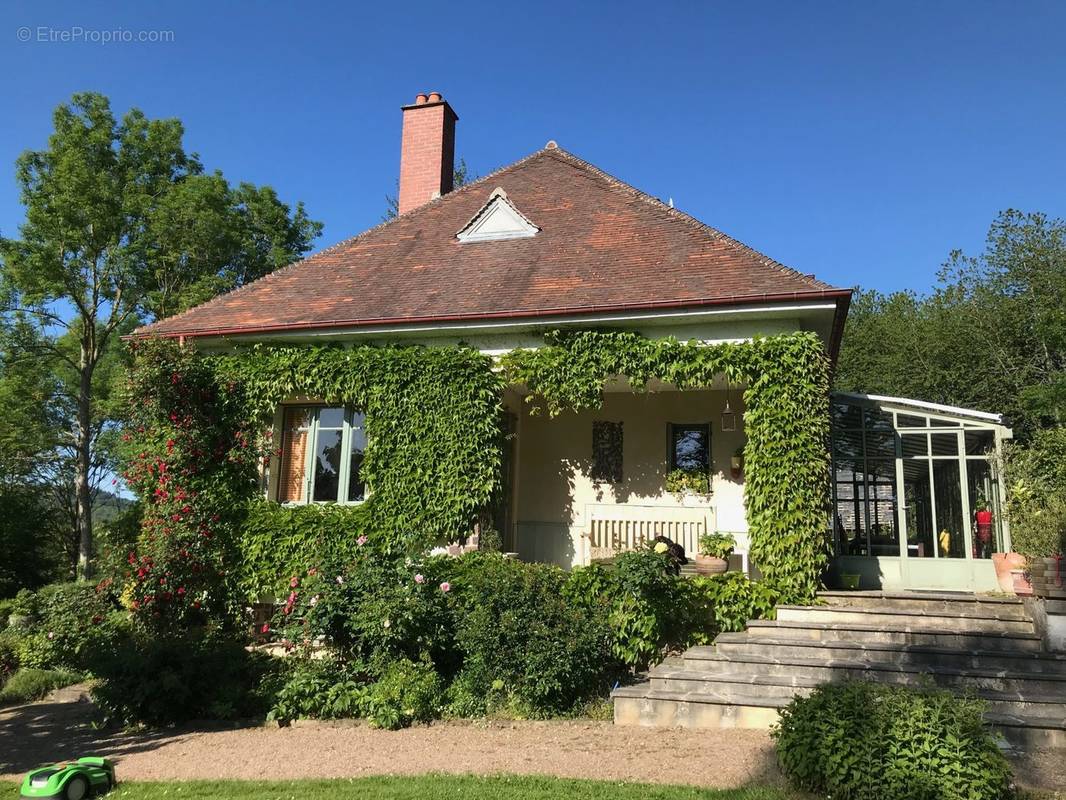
139,92,1012,593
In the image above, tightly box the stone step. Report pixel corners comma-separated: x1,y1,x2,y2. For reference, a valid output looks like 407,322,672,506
612,683,1066,749
676,650,1066,696
643,667,1066,720
776,604,1035,634
817,590,1028,619
713,633,1066,674
746,619,1044,652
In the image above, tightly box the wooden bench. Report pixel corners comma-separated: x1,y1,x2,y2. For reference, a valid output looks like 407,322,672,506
583,504,713,562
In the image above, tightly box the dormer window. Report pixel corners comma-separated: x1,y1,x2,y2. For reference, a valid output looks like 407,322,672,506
456,187,540,243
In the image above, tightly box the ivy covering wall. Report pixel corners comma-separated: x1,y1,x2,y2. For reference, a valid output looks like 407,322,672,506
210,343,504,547
502,330,832,601
123,338,504,625
124,328,830,621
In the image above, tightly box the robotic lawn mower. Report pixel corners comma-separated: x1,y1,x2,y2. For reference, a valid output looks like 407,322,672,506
19,757,115,799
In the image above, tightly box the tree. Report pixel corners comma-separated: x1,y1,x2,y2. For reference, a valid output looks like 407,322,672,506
0,92,322,578
836,210,1066,440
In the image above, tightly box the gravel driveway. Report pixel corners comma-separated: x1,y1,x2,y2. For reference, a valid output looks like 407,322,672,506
1,686,1061,793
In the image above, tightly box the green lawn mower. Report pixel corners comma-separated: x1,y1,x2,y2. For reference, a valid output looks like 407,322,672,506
19,757,115,799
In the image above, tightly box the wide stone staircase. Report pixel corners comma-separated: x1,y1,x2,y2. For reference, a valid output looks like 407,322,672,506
613,591,1066,748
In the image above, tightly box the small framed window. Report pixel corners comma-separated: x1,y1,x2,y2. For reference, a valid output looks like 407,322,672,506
277,406,367,504
591,421,623,483
669,423,710,474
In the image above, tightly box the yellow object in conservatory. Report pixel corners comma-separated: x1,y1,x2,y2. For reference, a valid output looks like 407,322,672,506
939,529,952,555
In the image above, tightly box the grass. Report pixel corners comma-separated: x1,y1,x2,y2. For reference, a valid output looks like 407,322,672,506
5,776,799,800
0,668,82,706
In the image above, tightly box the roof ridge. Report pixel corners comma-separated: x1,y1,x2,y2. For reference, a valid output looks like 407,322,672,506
136,147,560,336
542,146,837,291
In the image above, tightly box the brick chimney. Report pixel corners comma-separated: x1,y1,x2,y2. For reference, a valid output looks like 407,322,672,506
398,92,458,215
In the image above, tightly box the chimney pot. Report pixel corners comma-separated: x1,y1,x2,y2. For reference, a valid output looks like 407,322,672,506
398,92,458,215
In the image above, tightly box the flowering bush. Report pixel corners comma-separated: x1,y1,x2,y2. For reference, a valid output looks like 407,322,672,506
270,537,455,674
121,338,259,631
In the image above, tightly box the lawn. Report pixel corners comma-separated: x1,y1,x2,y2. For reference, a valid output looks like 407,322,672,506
6,775,799,800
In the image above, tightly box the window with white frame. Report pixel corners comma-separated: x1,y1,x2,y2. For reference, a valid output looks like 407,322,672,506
277,406,366,504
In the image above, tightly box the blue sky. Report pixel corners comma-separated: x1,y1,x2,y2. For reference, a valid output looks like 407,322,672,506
2,1,1064,295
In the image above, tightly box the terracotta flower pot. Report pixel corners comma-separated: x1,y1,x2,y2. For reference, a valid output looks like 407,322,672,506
1011,568,1033,596
694,555,728,575
992,552,1026,593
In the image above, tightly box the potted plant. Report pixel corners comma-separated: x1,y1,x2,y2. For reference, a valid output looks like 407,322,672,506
695,532,735,575
665,468,710,500
8,588,37,629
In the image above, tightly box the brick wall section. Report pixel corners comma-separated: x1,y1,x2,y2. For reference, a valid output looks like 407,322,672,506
398,96,457,215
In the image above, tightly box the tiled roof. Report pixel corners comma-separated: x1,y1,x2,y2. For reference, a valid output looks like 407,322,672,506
138,146,848,338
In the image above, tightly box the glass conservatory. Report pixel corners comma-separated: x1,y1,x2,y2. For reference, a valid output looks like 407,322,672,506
829,392,1013,592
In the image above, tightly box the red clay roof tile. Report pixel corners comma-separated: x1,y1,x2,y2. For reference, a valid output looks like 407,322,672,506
138,147,847,338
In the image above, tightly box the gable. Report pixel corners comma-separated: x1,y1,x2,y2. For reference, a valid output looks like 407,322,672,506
456,188,540,243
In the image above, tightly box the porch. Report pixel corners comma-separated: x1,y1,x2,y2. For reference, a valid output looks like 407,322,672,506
497,383,750,570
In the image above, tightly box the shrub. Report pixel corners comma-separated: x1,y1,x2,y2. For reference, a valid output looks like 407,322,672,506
88,629,279,725
272,544,455,674
0,667,83,706
773,682,1014,800
1004,428,1066,558
693,572,779,633
0,629,19,683
30,581,120,670
366,657,443,729
565,548,715,670
268,658,370,725
449,553,614,716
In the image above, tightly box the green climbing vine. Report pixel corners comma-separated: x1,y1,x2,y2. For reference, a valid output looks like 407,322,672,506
502,330,832,601
123,338,504,622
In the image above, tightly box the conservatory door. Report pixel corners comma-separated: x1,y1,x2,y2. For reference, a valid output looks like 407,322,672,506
896,429,990,590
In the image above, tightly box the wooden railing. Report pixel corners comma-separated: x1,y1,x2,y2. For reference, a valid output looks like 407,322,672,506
584,504,712,562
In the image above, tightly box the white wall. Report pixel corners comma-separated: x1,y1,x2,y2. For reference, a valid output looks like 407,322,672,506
512,388,749,568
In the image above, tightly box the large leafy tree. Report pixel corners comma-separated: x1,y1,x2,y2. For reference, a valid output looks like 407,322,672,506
0,92,321,577
836,210,1066,440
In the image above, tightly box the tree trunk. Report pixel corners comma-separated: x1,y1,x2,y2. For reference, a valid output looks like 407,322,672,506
75,342,95,580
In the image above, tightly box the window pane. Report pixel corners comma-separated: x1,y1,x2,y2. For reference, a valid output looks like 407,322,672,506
347,418,367,502
864,429,896,458
901,433,928,458
312,429,343,502
831,402,862,428
279,407,313,503
897,414,926,428
866,460,899,556
967,459,1000,558
965,430,995,456
864,408,893,431
932,459,964,557
671,425,709,472
931,433,959,456
902,459,933,558
832,428,864,459
318,407,345,429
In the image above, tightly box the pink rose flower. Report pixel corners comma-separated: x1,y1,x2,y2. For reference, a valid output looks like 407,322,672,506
289,576,299,588
439,582,451,593
356,535,368,546
260,623,270,634
414,574,425,584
